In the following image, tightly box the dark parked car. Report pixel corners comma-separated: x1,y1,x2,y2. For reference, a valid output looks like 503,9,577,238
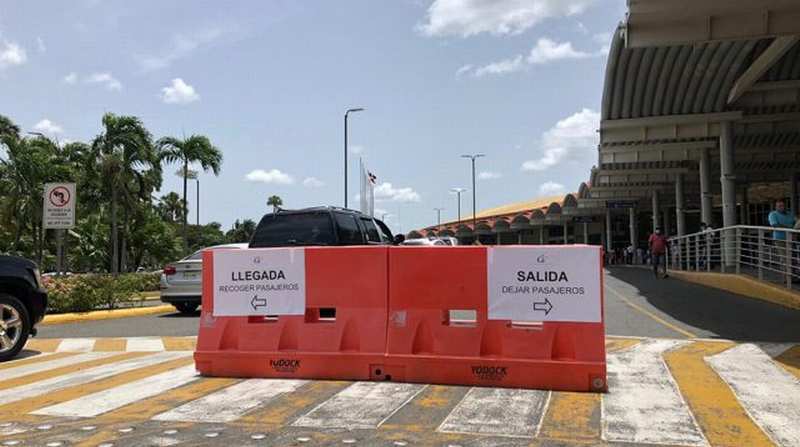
249,207,394,248
0,256,48,361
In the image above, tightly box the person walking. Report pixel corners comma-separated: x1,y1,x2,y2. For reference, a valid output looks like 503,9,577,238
648,227,668,278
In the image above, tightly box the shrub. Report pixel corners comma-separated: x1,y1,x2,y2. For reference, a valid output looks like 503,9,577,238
43,272,161,313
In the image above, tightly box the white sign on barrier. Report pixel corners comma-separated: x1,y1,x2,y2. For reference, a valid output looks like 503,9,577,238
212,248,306,317
487,246,602,323
43,183,76,229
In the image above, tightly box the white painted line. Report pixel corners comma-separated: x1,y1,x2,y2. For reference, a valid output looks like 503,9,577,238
0,352,189,406
56,338,96,352
125,337,165,352
0,353,115,381
708,343,800,447
437,387,549,438
153,378,307,423
292,382,425,430
32,365,199,417
602,339,707,446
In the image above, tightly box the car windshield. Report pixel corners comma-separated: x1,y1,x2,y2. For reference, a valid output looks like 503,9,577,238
250,212,335,247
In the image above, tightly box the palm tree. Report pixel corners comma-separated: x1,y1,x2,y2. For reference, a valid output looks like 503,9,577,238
157,135,222,250
0,114,20,140
267,195,283,213
158,192,184,223
90,113,157,274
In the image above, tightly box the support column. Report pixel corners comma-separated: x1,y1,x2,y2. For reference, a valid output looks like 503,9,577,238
563,222,568,244
792,173,799,216
740,187,749,225
699,147,713,226
652,190,661,232
663,208,671,236
675,173,686,236
720,121,737,229
539,226,544,245
629,208,637,248
720,121,737,267
583,222,589,244
606,209,613,252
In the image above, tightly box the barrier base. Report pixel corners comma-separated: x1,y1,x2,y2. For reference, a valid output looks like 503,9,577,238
194,351,386,382
374,355,607,392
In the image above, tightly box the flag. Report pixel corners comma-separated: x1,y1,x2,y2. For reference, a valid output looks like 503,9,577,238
359,159,376,217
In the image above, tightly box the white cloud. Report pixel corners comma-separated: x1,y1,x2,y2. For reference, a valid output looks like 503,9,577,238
302,177,324,188
461,37,595,77
374,182,421,203
478,171,502,180
593,31,613,55
538,181,565,195
522,108,599,171
0,41,27,69
85,72,122,90
63,72,77,84
527,38,590,64
245,169,294,185
160,78,200,104
36,37,46,53
474,55,524,77
349,145,364,155
136,27,233,72
32,119,63,136
419,0,597,38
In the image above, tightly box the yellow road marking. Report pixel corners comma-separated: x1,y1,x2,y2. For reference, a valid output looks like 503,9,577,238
539,392,601,442
664,341,774,447
237,380,350,427
381,385,466,433
97,377,239,422
24,338,63,352
93,338,127,351
605,284,697,338
0,351,76,371
41,305,175,325
774,345,800,380
0,352,147,391
0,356,194,415
162,336,197,351
605,337,641,353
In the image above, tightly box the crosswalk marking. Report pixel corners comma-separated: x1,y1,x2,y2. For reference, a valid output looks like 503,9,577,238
32,365,199,417
0,352,188,407
438,387,549,438
664,341,774,447
126,337,165,352
538,392,600,441
153,378,306,423
55,338,96,352
603,339,707,446
0,352,61,371
0,353,112,382
293,382,425,430
236,380,351,427
709,343,800,447
92,338,127,352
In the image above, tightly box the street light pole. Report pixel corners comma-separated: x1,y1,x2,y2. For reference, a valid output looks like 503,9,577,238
344,107,365,209
450,188,466,224
433,207,445,225
196,178,200,226
461,154,485,229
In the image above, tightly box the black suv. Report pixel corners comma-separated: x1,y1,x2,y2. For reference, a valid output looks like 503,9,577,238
250,207,395,248
0,256,48,361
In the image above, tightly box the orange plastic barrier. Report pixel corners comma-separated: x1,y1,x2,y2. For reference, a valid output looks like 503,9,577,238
381,246,607,392
194,246,389,381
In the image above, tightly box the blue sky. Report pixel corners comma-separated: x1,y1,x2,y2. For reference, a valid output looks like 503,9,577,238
0,0,625,233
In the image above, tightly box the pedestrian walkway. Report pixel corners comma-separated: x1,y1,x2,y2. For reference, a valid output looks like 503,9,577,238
1,336,797,446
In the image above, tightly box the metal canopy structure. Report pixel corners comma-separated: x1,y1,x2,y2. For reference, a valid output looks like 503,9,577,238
588,6,800,247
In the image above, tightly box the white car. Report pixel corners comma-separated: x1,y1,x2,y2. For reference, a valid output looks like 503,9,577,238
401,238,448,246
160,243,248,314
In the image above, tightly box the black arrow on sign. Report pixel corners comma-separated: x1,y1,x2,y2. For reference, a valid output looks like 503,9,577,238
533,298,553,315
251,295,267,311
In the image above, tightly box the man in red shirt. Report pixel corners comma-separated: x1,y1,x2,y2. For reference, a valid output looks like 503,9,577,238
648,227,668,278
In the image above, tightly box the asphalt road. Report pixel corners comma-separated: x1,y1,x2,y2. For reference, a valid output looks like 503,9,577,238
38,266,800,342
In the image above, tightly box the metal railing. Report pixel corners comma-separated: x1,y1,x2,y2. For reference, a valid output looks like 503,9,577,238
668,225,799,290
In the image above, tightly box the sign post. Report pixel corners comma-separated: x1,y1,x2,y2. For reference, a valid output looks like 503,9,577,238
43,183,76,275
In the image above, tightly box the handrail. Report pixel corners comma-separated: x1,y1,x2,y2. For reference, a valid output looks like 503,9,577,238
669,224,800,242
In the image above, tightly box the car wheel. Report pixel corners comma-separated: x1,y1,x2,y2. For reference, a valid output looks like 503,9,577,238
0,293,30,362
174,302,199,314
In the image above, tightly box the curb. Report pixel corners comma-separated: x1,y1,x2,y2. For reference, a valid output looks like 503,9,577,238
40,304,176,326
668,270,800,311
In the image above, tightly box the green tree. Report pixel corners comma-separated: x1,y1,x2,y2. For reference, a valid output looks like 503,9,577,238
267,195,283,213
0,114,20,139
157,192,185,223
226,219,256,243
90,113,159,274
157,135,222,251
